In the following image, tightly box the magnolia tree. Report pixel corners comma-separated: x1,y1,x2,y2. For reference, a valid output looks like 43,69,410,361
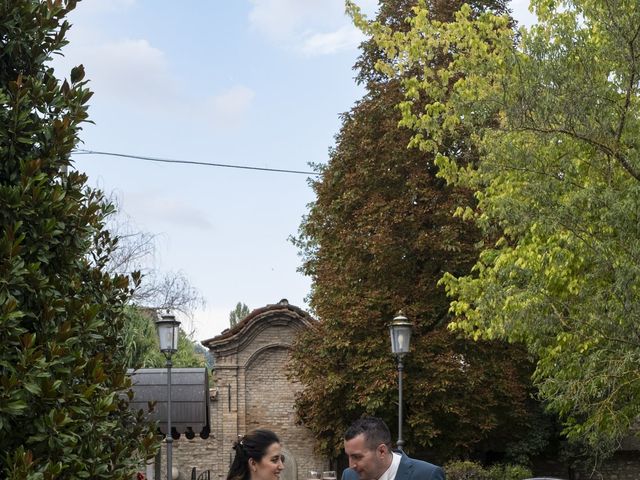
0,1,157,477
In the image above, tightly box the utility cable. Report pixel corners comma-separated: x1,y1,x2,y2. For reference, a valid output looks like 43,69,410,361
72,149,320,176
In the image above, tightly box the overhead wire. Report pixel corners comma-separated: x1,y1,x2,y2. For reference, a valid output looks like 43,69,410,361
72,149,320,176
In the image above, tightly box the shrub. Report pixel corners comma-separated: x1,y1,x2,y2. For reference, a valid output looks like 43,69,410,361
445,460,533,480
487,464,533,480
444,460,490,480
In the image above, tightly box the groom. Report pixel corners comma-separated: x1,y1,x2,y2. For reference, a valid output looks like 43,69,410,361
342,417,445,480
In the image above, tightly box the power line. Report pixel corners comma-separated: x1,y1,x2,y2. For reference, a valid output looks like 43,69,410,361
72,149,320,176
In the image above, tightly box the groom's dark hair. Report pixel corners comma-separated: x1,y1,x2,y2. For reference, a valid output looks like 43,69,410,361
344,416,392,450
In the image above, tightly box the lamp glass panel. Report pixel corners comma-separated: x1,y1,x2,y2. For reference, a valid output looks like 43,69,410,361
390,324,412,355
171,324,179,351
157,319,180,352
157,323,171,351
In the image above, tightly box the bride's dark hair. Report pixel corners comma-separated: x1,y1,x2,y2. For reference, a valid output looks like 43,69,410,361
227,429,281,480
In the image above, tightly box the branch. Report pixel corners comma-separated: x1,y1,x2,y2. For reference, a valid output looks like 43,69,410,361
513,125,640,182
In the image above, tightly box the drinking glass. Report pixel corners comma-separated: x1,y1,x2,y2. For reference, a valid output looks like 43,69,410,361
323,471,337,480
308,471,321,480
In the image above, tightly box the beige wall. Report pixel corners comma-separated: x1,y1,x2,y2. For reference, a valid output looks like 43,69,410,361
161,303,327,480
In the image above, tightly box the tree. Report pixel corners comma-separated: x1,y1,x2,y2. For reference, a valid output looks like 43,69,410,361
366,0,640,457
0,1,156,477
106,209,205,317
121,308,206,369
105,207,207,369
229,301,250,328
290,0,549,464
193,341,214,369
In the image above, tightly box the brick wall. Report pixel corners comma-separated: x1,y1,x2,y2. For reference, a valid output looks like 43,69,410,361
161,302,325,480
245,346,325,480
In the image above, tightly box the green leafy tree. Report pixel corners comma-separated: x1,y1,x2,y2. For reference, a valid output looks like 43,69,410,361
290,0,548,464
171,328,207,368
121,308,206,369
0,1,156,477
194,340,214,369
105,213,207,369
121,307,163,368
229,301,250,328
364,0,640,457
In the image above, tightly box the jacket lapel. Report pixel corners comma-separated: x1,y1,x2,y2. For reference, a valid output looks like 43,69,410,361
394,452,414,480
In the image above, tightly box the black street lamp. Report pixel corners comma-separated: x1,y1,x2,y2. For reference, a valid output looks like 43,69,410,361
389,311,413,451
155,312,180,480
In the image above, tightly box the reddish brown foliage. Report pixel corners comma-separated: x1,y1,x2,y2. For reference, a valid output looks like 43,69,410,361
289,0,548,464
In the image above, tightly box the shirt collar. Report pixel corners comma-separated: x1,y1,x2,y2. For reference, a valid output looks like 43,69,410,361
377,452,401,480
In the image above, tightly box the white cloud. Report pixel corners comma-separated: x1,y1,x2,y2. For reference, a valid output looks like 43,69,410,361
83,39,176,107
127,192,213,231
248,0,376,54
56,21,251,128
54,33,180,113
207,85,256,128
248,0,340,40
299,25,365,56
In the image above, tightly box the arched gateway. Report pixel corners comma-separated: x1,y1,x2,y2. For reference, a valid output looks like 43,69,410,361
170,299,328,480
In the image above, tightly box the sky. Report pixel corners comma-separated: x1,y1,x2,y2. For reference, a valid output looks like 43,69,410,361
54,0,535,343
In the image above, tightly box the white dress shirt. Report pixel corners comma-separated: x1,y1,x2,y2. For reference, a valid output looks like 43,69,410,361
377,452,402,480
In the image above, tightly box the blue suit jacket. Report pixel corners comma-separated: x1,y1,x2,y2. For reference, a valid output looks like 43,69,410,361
342,452,445,480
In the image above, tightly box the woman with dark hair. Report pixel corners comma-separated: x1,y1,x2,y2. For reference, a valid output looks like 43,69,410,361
227,429,285,480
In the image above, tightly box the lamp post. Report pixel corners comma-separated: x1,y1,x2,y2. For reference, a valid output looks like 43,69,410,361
156,312,180,480
389,310,413,451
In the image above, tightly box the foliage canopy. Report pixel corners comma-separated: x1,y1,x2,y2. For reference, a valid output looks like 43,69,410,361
290,0,549,463
121,307,206,370
229,301,250,328
360,0,640,455
0,1,157,477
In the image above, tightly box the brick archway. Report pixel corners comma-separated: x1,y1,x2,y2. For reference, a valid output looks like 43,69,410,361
198,300,327,480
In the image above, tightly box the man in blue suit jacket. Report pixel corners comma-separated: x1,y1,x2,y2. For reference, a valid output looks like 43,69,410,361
342,417,445,480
